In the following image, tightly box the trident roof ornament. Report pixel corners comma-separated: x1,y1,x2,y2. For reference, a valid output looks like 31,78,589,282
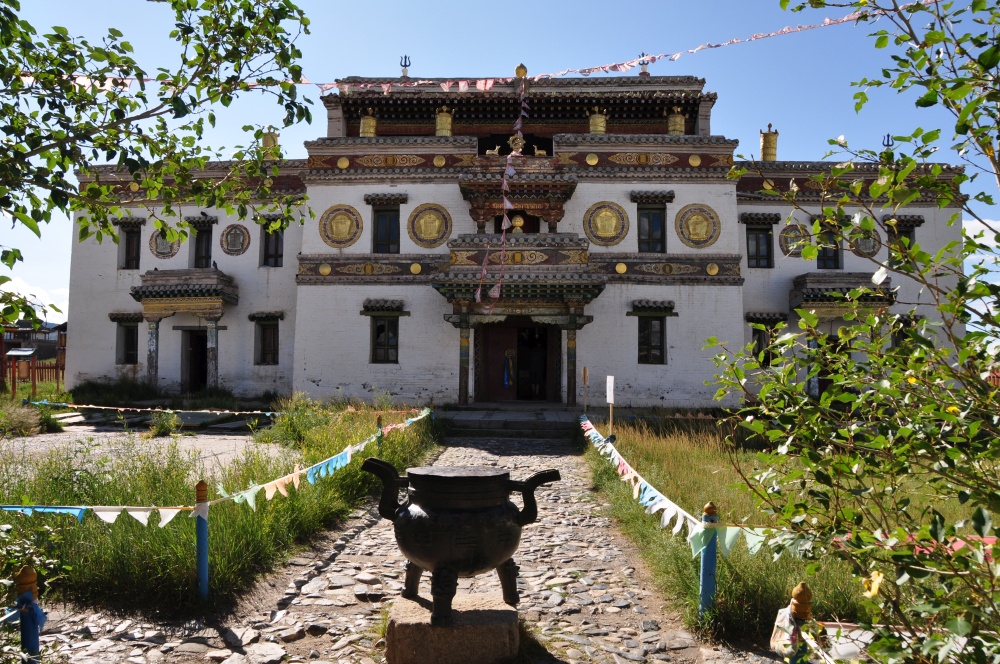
400,55,410,78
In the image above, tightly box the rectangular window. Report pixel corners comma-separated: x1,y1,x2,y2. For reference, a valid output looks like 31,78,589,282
371,316,399,363
121,229,141,270
751,325,773,367
255,321,279,365
887,227,915,269
116,323,138,365
373,208,400,254
261,229,284,267
637,317,665,365
637,206,666,253
817,231,842,269
746,226,774,268
194,227,213,268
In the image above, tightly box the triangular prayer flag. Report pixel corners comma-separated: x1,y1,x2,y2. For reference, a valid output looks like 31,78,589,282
673,512,686,535
92,507,122,524
264,482,278,501
660,505,678,529
292,465,302,489
688,525,712,558
719,527,743,558
125,508,152,526
157,509,181,528
190,503,209,521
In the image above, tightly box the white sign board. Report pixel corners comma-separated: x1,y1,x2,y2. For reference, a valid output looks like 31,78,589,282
606,376,615,404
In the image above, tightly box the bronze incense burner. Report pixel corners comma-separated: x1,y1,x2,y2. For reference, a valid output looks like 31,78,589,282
362,457,560,625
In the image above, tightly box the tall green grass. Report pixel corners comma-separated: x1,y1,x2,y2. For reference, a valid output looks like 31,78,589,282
585,417,864,642
0,399,436,614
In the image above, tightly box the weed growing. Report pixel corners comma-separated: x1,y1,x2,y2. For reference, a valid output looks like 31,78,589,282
585,418,864,643
0,401,436,615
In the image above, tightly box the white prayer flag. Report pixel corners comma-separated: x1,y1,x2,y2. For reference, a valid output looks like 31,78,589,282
125,508,152,526
157,509,181,528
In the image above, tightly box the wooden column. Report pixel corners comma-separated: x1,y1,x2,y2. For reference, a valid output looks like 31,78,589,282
206,317,220,389
459,323,470,406
145,317,161,386
566,327,577,407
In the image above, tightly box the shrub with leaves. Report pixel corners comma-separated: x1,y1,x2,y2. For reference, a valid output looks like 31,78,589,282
711,2,1000,661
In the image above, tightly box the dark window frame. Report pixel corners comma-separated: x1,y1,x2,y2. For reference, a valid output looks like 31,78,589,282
117,323,139,365
637,205,666,253
370,316,399,364
746,225,774,268
887,226,916,269
193,227,213,268
637,316,666,365
751,325,774,367
255,321,279,365
121,228,142,270
261,228,284,268
817,230,842,270
372,207,400,254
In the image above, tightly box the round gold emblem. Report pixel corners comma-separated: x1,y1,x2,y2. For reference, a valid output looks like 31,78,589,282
407,204,452,248
675,204,722,249
319,205,362,248
706,263,719,276
410,263,422,275
583,201,629,247
318,263,332,276
585,153,599,166
762,178,774,190
433,155,446,167
615,262,627,274
336,157,350,169
688,154,702,167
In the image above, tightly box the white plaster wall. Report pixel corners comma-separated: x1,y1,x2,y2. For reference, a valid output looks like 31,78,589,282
562,181,740,255
302,183,476,255
738,204,964,346
66,210,303,396
577,283,744,408
291,284,455,405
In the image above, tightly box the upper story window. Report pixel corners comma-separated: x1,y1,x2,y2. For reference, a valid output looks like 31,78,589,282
817,230,842,270
186,214,218,268
884,214,923,269
365,193,408,254
631,191,674,254
114,217,146,270
261,226,284,268
740,213,780,269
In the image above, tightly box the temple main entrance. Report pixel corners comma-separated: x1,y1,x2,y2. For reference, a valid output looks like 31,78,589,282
182,330,208,393
476,318,561,403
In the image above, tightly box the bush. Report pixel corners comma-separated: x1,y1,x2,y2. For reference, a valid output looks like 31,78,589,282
147,409,182,437
0,401,39,437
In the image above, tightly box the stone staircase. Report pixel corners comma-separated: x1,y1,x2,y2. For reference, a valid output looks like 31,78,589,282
436,408,580,442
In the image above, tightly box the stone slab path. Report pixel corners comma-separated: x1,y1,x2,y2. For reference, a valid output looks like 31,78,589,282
32,431,784,664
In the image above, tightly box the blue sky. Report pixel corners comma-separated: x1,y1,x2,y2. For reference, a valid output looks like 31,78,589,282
7,0,983,323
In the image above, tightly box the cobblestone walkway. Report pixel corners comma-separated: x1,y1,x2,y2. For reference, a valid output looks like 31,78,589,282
40,432,782,664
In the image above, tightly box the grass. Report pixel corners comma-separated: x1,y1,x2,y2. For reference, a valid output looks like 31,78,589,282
0,397,437,615
585,416,865,643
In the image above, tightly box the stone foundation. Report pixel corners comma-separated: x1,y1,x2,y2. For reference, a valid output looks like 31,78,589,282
385,593,519,664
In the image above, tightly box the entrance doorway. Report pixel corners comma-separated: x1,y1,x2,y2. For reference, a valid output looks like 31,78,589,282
476,318,561,403
182,330,208,393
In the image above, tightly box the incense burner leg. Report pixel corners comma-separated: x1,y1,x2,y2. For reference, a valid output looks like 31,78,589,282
430,567,458,626
497,558,520,606
402,561,422,599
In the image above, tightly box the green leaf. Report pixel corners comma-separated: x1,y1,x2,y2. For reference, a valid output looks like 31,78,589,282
972,507,992,537
946,617,972,637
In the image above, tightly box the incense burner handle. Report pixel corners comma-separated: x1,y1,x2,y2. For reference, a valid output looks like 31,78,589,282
361,457,410,520
508,469,561,526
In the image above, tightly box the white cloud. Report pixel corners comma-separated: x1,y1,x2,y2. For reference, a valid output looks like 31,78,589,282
1,275,68,324
964,218,1000,245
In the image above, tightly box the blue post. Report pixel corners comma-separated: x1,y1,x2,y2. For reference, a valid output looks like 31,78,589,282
699,501,719,617
195,481,209,602
15,566,42,663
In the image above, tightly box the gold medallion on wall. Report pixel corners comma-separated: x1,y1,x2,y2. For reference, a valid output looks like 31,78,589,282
149,231,180,259
674,204,721,249
220,224,251,256
779,224,808,257
319,205,363,249
850,229,882,258
407,204,452,249
583,201,629,247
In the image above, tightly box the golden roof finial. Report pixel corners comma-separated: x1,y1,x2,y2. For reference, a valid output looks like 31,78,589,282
515,63,528,78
